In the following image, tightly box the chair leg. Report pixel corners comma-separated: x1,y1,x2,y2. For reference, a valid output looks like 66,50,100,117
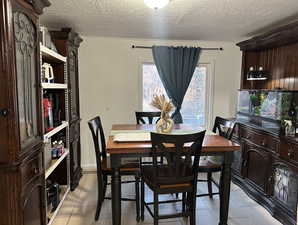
103,175,108,197
189,192,196,225
95,196,103,221
135,176,140,222
207,172,213,198
95,180,106,221
141,179,145,221
153,192,159,225
182,192,186,214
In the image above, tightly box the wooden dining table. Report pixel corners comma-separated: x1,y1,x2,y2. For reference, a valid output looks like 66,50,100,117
106,124,240,225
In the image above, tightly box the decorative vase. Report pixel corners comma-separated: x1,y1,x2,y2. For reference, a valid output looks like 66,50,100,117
156,111,174,133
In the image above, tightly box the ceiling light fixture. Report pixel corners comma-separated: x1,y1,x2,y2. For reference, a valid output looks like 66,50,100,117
144,0,169,9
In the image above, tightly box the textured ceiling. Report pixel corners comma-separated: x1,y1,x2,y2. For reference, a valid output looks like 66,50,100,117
41,0,298,41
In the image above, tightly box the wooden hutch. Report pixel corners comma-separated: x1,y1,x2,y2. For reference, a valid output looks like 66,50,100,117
0,1,83,224
232,21,298,225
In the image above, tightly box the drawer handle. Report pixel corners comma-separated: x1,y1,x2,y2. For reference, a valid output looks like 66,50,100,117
32,167,39,175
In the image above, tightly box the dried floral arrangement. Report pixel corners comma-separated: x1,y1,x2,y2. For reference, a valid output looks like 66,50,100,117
150,94,174,114
151,94,174,133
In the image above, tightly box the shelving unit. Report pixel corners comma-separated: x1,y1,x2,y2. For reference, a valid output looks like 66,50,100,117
45,149,69,179
46,185,70,225
44,121,68,140
40,44,67,63
40,42,70,225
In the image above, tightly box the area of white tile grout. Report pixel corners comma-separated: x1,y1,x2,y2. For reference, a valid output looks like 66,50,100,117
51,172,282,225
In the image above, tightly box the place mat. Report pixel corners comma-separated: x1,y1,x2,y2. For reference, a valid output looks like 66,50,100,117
113,132,151,142
112,129,216,142
111,129,215,135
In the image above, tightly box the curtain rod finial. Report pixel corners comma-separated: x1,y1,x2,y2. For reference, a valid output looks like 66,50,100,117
220,47,223,50
132,45,135,49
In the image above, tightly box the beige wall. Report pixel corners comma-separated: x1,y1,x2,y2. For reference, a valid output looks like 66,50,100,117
79,36,242,169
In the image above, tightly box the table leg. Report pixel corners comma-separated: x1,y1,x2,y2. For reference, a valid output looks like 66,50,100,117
219,152,233,225
112,167,121,225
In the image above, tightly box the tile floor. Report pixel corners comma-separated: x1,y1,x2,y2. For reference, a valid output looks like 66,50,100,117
52,172,282,225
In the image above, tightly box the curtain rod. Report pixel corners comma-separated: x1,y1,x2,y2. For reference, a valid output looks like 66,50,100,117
131,45,224,51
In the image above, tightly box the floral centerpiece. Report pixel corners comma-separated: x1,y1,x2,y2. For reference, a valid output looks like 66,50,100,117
151,94,174,133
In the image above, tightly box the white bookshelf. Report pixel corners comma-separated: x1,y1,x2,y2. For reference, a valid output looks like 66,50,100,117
43,121,68,141
42,83,68,89
40,39,70,225
40,44,66,63
45,149,70,179
46,186,70,225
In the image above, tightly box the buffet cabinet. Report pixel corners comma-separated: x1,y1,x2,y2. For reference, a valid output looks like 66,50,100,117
0,0,50,225
231,123,298,225
50,28,83,191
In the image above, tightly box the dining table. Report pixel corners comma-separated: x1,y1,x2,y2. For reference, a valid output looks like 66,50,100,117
106,123,240,225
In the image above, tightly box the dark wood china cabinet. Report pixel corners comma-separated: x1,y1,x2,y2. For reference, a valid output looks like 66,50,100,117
229,21,298,225
0,0,50,225
50,28,83,191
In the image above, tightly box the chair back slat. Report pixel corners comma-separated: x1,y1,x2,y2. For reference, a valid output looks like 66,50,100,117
135,111,161,124
212,116,235,140
88,116,107,193
88,116,107,165
150,131,206,185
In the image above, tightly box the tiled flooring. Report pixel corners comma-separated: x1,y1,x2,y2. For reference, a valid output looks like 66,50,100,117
52,172,282,225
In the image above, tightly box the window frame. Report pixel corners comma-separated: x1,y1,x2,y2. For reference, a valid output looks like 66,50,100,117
139,61,214,130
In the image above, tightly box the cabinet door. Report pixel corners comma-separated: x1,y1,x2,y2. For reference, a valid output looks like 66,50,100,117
13,10,42,153
232,145,243,175
68,47,80,123
271,160,298,215
23,179,45,225
243,143,272,193
0,5,10,163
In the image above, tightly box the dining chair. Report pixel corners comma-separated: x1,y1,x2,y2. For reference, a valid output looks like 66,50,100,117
197,116,235,198
135,111,164,165
140,131,206,225
135,111,161,124
88,116,140,221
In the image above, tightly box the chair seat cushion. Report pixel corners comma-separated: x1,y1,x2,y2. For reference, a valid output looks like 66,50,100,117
141,164,193,188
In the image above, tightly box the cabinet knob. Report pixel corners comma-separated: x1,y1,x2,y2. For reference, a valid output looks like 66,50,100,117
261,139,266,146
0,108,9,117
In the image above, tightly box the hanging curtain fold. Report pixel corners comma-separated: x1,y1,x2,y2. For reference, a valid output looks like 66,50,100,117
152,45,201,123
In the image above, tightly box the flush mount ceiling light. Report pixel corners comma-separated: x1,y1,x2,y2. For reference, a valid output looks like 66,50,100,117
144,0,169,9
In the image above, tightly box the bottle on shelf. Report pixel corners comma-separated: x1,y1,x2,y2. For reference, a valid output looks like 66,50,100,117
43,92,54,133
51,141,59,159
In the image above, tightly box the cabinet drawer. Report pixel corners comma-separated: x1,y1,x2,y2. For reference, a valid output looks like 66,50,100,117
21,153,42,189
240,126,279,152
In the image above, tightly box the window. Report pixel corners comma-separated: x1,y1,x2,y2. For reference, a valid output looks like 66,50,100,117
142,63,212,127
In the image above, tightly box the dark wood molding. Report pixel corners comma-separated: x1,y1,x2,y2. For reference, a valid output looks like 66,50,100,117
237,20,298,51
50,28,83,48
24,0,51,14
